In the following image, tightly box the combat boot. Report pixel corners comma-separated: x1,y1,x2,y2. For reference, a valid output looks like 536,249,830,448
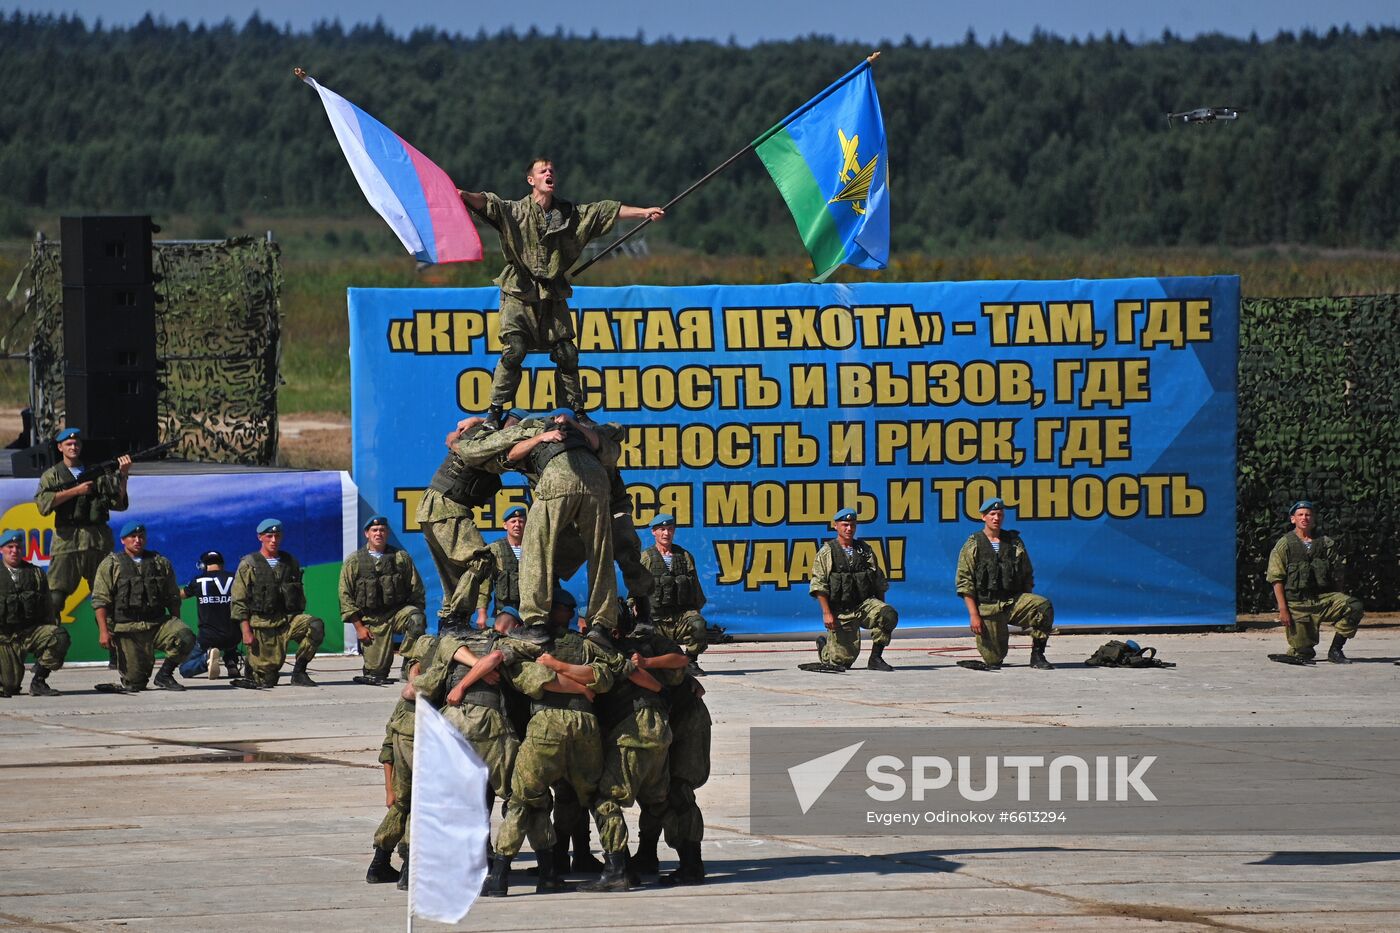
571,820,603,873
352,673,388,686
289,658,319,687
535,848,571,892
482,853,511,897
1327,633,1351,663
365,846,400,884
153,657,186,691
28,663,59,697
396,844,410,890
660,841,706,885
1029,642,1055,670
687,654,706,677
578,851,631,892
631,825,661,875
866,644,895,672
482,405,505,431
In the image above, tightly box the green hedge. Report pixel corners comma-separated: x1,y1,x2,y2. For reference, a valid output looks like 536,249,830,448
1238,295,1400,611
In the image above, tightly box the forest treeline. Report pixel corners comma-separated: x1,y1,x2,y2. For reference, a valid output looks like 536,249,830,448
2,12,1399,253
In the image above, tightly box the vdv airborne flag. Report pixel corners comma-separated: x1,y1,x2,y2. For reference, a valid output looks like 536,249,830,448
755,60,889,282
300,72,482,265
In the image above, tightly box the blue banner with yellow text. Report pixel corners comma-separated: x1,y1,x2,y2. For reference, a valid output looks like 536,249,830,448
349,278,1238,633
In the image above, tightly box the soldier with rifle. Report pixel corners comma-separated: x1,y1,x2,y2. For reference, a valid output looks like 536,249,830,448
33,428,131,662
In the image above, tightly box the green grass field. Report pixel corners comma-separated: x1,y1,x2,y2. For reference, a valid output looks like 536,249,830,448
6,217,1400,417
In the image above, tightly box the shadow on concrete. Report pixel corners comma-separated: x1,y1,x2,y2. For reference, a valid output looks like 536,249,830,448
1252,851,1400,866
700,845,1093,883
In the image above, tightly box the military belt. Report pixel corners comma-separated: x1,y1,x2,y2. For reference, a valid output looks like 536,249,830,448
530,693,594,715
460,685,504,710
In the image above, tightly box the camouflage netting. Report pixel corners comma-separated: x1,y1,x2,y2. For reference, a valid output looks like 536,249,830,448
22,236,281,464
1238,295,1400,612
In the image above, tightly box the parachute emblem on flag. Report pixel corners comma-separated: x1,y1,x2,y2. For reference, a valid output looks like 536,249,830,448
829,128,878,216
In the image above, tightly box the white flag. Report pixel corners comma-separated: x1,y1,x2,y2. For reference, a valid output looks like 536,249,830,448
409,702,491,924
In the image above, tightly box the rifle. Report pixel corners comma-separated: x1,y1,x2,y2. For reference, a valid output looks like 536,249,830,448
53,441,178,492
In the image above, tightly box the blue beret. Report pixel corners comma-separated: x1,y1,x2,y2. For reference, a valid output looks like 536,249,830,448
0,530,23,548
56,427,81,443
257,518,283,534
650,513,676,529
119,521,146,538
1289,500,1315,515
546,407,573,419
832,508,857,523
552,586,577,610
507,409,531,423
980,498,1006,514
496,605,522,621
363,515,389,531
502,505,527,522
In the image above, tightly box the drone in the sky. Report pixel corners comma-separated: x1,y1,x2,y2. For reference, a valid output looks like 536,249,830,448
1166,106,1245,126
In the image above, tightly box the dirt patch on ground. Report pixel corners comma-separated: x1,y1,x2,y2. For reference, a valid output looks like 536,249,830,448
277,411,350,471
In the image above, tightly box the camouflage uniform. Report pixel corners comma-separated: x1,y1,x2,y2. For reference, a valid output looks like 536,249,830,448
230,551,324,686
414,627,522,808
808,539,898,667
34,463,127,618
557,467,654,604
0,561,69,695
641,544,707,658
338,545,427,679
487,537,523,614
471,193,621,411
592,626,684,855
658,675,711,849
373,636,439,853
955,530,1053,665
91,550,194,690
458,420,624,630
417,432,502,620
1266,532,1363,659
493,630,629,860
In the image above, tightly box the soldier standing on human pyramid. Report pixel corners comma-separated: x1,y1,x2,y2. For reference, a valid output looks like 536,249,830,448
457,159,664,426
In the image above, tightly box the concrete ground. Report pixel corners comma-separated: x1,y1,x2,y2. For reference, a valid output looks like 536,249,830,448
3,626,1399,933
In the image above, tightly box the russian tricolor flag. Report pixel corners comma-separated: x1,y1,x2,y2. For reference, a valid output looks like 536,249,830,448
302,73,482,264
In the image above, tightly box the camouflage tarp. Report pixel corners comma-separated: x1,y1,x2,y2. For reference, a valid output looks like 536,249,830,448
23,236,280,465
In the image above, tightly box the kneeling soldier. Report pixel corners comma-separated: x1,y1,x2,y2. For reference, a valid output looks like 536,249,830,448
1267,500,1364,664
956,498,1054,671
231,518,325,689
642,514,709,675
92,522,195,692
803,508,898,672
0,529,70,697
340,515,427,685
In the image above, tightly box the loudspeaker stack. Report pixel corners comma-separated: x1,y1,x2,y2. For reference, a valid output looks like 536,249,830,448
60,216,161,461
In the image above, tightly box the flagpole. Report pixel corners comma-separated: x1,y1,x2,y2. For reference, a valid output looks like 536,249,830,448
570,51,880,278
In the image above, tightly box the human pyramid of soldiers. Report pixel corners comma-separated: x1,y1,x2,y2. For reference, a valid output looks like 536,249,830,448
0,160,1373,899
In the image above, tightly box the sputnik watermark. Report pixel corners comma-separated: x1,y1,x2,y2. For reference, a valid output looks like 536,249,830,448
751,727,1400,836
865,754,1156,802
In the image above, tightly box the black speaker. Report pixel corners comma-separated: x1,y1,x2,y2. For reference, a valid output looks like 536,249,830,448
60,216,156,287
63,371,160,451
9,443,56,478
62,285,158,371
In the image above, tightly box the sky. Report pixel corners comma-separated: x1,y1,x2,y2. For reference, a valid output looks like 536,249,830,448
6,0,1399,45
